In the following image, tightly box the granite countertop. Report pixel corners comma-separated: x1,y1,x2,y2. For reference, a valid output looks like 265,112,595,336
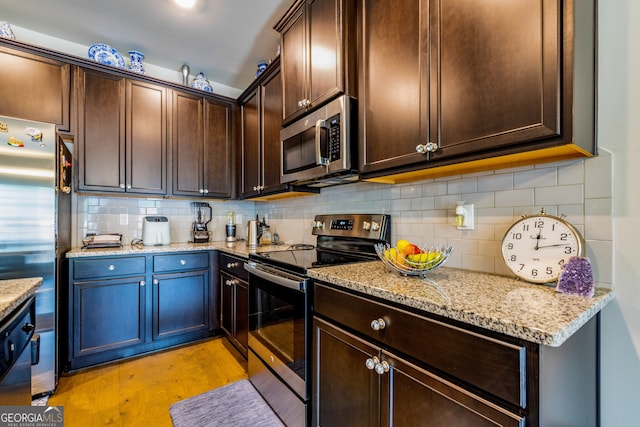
66,240,289,259
0,277,43,322
307,261,614,347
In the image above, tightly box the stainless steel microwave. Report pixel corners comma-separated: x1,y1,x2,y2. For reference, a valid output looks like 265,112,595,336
280,95,358,186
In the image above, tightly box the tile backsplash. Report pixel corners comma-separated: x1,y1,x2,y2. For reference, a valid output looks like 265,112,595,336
75,152,613,286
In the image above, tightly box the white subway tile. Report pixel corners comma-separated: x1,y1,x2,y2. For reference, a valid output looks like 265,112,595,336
495,189,535,207
477,174,513,192
462,255,495,274
535,184,583,205
585,153,613,199
585,198,613,241
447,177,477,195
558,161,584,185
514,168,557,189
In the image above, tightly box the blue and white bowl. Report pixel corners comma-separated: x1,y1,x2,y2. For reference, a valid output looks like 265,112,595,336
88,43,126,68
191,72,213,92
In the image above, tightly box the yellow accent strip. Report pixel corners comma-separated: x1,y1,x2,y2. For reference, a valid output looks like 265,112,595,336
363,145,593,185
249,191,318,202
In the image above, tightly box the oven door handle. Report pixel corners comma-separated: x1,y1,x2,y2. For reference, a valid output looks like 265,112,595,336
244,262,307,292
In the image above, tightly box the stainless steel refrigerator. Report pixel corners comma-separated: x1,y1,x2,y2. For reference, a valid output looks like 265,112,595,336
0,116,71,398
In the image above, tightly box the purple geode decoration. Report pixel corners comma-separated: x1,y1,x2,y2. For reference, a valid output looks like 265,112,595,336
556,256,595,297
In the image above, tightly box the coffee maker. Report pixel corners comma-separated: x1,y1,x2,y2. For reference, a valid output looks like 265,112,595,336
191,202,212,243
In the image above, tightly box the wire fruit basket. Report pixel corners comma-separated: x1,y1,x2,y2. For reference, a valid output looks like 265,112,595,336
374,243,453,277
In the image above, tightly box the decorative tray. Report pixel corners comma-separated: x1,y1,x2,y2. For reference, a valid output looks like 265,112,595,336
374,243,453,277
88,43,125,68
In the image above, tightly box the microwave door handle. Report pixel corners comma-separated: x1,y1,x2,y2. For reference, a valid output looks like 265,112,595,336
315,119,330,167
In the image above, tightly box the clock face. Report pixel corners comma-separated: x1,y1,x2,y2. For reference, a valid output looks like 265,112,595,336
501,214,584,283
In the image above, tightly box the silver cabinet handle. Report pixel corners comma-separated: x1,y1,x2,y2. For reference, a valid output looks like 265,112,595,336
152,278,159,285
126,184,132,190
139,280,145,287
120,183,126,189
203,189,209,194
108,264,115,271
370,318,386,331
226,262,238,269
199,189,205,194
180,259,186,265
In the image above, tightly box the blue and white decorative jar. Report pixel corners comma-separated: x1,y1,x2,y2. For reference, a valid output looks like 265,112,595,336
128,50,145,74
191,72,213,93
0,21,15,39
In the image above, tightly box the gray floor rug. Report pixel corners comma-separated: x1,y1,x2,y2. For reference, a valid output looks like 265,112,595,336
169,379,285,427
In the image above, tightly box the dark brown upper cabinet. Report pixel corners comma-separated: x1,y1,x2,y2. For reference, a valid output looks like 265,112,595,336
171,90,232,199
239,60,320,200
76,67,167,195
275,0,357,125
0,46,70,130
359,0,596,183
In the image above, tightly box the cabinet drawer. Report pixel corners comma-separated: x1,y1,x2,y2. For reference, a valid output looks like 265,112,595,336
73,257,146,280
314,283,527,408
153,252,209,273
219,253,248,281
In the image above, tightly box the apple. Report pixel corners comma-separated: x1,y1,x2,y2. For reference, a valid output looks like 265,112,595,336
403,243,421,256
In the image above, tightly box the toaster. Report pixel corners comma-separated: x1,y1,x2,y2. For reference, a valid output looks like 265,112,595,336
142,216,171,246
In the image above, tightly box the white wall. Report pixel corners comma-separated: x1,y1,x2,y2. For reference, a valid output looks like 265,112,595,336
598,1,640,426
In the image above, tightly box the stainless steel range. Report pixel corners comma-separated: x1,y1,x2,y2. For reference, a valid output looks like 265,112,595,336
244,214,390,427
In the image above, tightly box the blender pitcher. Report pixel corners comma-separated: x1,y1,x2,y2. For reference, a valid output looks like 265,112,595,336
191,202,212,243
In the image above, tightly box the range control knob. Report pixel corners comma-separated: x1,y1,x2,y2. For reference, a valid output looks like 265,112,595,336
362,221,371,231
371,221,380,232
313,220,325,230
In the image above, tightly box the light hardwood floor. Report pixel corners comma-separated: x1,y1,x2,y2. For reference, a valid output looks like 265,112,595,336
49,337,248,426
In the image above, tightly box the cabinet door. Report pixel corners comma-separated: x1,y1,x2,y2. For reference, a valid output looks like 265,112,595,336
152,270,209,340
203,99,232,198
358,0,429,174
431,0,560,160
73,277,145,357
76,68,126,192
261,68,285,193
0,47,70,130
313,318,379,427
280,2,307,123
126,79,167,195
241,89,261,198
235,279,249,355
220,271,234,337
171,90,204,196
308,0,344,107
382,351,525,427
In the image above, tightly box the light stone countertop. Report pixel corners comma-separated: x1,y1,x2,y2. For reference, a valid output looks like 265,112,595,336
66,240,288,259
306,261,614,347
0,277,43,322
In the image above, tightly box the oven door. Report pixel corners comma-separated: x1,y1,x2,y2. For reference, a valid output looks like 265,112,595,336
245,262,311,401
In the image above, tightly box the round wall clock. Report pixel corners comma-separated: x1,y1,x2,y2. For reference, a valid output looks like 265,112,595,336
501,208,585,283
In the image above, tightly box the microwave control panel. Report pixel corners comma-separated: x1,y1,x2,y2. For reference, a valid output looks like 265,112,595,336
328,115,341,161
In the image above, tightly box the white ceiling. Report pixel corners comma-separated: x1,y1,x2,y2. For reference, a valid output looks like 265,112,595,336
0,0,293,95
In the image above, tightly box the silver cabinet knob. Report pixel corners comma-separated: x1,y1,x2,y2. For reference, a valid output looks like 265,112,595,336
126,184,132,190
119,183,126,189
180,259,186,265
199,189,205,194
375,361,390,375
416,142,438,154
226,262,238,269
108,264,115,271
365,356,379,370
152,278,159,285
139,280,145,287
370,318,386,331
203,189,209,194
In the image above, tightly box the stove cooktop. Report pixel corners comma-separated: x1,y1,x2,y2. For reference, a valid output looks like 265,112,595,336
250,247,377,275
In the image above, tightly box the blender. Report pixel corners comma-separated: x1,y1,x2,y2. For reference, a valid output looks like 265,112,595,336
191,202,212,243
225,211,237,242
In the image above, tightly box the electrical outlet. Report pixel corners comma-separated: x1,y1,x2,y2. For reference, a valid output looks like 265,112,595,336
455,203,474,230
120,213,128,226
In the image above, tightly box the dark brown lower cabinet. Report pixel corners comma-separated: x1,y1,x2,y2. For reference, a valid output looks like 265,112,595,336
314,318,524,427
219,253,248,358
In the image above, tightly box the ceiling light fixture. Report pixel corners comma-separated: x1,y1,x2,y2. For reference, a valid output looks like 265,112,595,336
174,0,196,9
